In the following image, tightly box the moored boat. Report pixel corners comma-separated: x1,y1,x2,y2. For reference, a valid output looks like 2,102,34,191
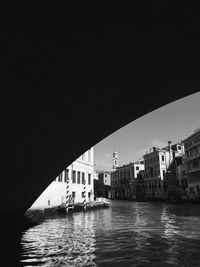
95,197,111,207
57,202,74,214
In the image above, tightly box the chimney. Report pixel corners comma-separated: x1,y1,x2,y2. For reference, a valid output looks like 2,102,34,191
153,147,156,152
168,141,173,162
168,141,172,152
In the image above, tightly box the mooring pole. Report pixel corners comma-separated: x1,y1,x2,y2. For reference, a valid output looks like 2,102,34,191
83,177,86,211
65,169,70,213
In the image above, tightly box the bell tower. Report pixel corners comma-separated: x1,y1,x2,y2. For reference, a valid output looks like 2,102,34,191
112,148,119,169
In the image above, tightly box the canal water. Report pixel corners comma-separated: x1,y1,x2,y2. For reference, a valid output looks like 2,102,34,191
21,201,200,266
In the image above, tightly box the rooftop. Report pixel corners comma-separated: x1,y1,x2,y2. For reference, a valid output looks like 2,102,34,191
183,127,200,142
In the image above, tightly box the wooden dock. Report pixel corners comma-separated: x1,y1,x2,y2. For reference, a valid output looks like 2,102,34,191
57,199,111,214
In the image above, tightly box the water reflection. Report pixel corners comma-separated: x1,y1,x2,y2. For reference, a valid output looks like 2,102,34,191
21,201,200,266
134,203,150,250
160,205,180,265
21,212,97,266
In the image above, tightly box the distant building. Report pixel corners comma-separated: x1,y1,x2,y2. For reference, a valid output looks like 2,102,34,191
183,128,200,200
94,171,111,199
93,171,99,180
176,156,188,200
111,160,144,199
30,148,95,210
135,170,145,201
166,143,185,201
143,144,172,200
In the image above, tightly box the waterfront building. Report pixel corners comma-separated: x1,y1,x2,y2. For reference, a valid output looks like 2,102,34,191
94,171,111,199
166,143,185,201
111,169,119,199
183,128,200,199
111,160,144,199
135,170,145,201
30,147,95,210
143,142,185,201
176,157,188,200
143,144,172,200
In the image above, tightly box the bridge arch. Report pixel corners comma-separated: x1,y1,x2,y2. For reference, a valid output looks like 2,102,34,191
2,4,200,215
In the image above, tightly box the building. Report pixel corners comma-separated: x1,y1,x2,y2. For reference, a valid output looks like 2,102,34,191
183,128,200,200
135,170,145,201
30,147,95,210
112,148,119,169
143,142,185,201
176,157,188,200
143,144,172,200
166,143,185,201
94,171,111,199
111,160,144,199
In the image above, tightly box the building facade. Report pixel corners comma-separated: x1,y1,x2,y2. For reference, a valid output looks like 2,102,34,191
135,170,145,201
30,148,95,209
183,128,200,200
94,171,111,199
111,160,144,199
176,157,188,200
166,143,185,201
143,145,172,200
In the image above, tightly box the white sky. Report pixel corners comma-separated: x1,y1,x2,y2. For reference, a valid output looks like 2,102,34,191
94,91,200,171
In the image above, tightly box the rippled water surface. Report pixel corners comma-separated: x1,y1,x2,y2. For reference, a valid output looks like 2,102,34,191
21,201,200,266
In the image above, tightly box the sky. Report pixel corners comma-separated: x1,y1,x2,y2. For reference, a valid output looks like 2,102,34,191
94,91,200,171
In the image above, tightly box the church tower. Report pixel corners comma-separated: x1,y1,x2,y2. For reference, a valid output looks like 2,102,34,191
112,148,119,169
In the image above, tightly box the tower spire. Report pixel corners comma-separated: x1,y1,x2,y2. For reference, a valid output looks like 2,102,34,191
112,148,119,169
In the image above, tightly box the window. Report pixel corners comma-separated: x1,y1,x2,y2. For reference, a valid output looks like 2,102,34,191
72,192,76,199
82,192,85,198
64,169,69,182
161,155,164,162
77,171,81,184
72,170,76,183
48,200,50,206
58,173,62,182
193,159,199,168
136,166,139,170
82,153,85,161
150,168,153,177
82,172,85,184
88,173,91,185
88,192,91,199
162,170,165,178
177,145,182,151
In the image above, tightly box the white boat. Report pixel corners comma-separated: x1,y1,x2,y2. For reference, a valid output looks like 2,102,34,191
95,197,111,207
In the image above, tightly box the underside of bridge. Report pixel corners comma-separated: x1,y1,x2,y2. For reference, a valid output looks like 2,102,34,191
1,4,200,219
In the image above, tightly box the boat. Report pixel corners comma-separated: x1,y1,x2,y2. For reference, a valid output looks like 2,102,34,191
95,197,111,208
57,202,74,214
